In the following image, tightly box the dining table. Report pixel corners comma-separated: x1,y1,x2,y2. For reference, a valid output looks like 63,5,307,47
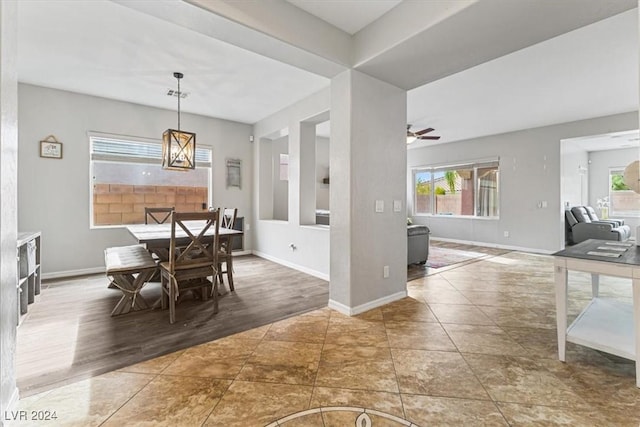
126,221,244,293
127,221,243,261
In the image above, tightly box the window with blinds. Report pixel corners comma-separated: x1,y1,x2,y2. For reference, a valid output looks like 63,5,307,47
91,137,211,166
89,134,212,228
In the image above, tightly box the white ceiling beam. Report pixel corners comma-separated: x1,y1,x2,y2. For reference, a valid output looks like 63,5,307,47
353,0,637,90
113,0,350,78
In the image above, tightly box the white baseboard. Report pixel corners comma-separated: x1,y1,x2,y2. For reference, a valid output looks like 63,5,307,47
430,237,555,255
252,251,329,281
329,290,407,316
41,266,105,280
233,250,252,256
42,251,253,281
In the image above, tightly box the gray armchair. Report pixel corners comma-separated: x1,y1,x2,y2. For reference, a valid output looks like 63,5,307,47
408,225,430,265
565,207,631,245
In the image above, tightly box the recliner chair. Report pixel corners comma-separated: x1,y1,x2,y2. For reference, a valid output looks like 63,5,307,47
583,206,625,227
565,207,631,245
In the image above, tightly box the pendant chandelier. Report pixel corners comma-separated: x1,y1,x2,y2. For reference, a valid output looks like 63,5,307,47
162,72,196,171
623,160,640,193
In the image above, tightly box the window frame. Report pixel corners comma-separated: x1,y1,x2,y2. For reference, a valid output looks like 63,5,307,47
89,133,213,229
412,159,500,219
608,166,640,217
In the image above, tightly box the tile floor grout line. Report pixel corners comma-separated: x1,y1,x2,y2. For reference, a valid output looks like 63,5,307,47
457,350,511,425
384,311,410,423
201,321,275,426
308,308,331,410
97,371,160,427
200,377,236,427
291,309,332,426
421,271,507,416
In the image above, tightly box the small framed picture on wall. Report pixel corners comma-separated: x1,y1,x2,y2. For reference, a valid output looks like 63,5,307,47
39,136,63,159
226,158,241,189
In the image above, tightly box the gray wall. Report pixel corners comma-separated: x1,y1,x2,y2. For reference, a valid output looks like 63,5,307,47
253,88,331,279
408,111,638,253
1,0,19,419
272,136,289,221
18,84,253,276
315,136,330,210
560,143,589,208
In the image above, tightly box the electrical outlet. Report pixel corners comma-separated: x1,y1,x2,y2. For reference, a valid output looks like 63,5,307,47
375,200,384,213
383,265,389,278
503,231,510,238
393,200,402,212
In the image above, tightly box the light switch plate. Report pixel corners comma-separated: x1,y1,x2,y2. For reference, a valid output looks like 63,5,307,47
393,200,402,212
375,200,384,213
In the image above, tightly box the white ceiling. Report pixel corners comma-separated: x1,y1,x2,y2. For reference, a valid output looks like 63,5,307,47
16,0,638,146
17,0,329,124
407,8,639,148
285,0,401,35
565,130,640,153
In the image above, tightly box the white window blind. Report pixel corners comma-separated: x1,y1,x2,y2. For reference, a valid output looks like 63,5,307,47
91,136,211,167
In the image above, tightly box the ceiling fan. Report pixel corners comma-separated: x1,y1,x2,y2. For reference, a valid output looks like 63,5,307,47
407,125,441,144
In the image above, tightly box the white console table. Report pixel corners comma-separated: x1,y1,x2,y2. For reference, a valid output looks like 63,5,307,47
554,239,640,388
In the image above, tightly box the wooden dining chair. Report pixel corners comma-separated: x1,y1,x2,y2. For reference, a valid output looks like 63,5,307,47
221,208,237,230
145,207,175,225
159,210,220,324
216,207,238,292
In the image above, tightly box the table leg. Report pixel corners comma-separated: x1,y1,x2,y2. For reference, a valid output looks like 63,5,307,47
591,273,600,298
110,269,155,316
633,273,640,388
555,264,568,362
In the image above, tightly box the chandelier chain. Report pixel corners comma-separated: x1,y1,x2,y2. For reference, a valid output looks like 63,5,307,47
177,76,181,131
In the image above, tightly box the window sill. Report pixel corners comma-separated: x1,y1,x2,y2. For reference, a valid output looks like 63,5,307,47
300,224,330,230
609,213,640,218
258,219,289,225
412,214,499,220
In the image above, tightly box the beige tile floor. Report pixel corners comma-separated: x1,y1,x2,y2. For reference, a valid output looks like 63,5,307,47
9,251,640,426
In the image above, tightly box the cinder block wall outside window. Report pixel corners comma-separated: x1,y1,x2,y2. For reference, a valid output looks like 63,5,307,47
93,184,208,225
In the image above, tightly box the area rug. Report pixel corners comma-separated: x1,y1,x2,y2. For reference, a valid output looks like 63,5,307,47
407,246,495,281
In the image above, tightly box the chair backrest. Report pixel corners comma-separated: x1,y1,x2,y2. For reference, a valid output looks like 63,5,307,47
168,210,220,273
565,209,578,227
570,206,591,223
220,208,238,230
145,207,175,224
584,206,599,221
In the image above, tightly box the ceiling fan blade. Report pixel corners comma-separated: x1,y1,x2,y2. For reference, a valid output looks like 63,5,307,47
418,135,441,140
415,127,434,136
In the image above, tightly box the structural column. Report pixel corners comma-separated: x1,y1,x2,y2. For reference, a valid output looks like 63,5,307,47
0,0,20,418
329,70,407,314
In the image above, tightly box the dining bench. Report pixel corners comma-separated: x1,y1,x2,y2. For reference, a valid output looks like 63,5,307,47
104,245,157,316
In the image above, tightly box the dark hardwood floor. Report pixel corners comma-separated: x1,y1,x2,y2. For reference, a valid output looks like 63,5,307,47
16,255,328,397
